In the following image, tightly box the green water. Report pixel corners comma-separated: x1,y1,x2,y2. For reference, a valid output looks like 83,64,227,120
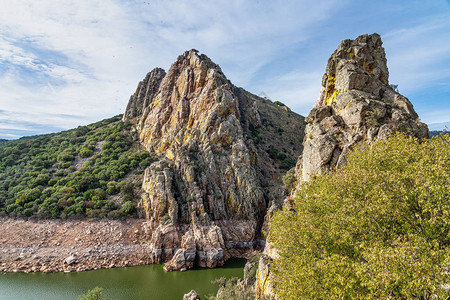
0,259,245,300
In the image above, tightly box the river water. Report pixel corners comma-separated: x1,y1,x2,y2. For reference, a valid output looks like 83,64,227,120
0,259,245,300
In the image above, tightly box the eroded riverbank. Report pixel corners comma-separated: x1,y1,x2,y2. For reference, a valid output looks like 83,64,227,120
0,218,155,273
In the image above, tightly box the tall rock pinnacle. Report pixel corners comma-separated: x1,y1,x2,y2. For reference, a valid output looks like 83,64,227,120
298,33,428,181
123,49,306,270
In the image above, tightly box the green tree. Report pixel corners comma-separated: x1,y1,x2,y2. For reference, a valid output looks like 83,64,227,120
77,287,107,300
268,133,450,299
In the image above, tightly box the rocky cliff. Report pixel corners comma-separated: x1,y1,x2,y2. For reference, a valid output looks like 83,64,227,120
123,50,305,271
254,33,429,300
297,33,428,181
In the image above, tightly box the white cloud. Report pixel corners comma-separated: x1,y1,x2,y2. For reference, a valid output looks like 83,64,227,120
0,0,343,138
0,0,449,138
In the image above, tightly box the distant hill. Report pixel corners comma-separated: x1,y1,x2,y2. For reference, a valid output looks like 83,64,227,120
0,135,40,146
428,122,450,131
430,130,446,138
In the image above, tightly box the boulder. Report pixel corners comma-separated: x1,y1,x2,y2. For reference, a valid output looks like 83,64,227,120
183,290,201,300
64,255,77,265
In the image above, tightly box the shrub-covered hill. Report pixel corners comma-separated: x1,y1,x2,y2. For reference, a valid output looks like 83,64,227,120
0,115,156,219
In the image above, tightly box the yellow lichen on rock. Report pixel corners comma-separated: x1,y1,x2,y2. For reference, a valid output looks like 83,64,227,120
327,75,336,85
325,89,339,106
183,131,191,143
325,75,339,106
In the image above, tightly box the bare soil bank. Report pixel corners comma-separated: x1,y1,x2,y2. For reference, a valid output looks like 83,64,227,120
0,218,155,273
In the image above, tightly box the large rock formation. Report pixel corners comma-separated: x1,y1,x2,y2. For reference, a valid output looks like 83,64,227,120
253,33,429,300
298,33,428,181
123,50,305,270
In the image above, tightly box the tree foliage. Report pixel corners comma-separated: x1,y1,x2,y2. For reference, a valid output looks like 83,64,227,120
268,133,450,299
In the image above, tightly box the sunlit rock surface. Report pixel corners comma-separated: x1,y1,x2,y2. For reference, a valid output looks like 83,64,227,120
124,50,305,270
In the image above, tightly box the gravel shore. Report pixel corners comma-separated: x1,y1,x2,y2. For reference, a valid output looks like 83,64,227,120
0,218,155,273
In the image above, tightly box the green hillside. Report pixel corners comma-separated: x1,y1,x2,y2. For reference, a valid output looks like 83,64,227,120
0,116,156,219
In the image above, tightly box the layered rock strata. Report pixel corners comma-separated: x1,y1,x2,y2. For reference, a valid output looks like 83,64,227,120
123,50,305,270
297,33,428,181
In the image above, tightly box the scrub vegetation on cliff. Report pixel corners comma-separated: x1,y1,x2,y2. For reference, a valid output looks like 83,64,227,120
0,115,154,219
269,133,450,299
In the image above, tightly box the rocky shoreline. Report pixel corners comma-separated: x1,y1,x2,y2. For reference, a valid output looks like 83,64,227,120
0,218,260,274
0,218,155,273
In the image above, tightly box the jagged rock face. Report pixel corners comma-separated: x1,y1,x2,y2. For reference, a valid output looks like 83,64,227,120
123,68,166,121
298,33,428,181
124,50,305,270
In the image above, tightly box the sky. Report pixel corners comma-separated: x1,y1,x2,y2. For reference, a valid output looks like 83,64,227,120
0,0,449,139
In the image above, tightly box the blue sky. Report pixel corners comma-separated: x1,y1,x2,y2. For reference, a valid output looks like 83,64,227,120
0,0,449,139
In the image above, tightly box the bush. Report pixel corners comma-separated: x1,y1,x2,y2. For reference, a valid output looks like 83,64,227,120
34,173,50,186
120,201,137,215
77,287,107,300
269,133,450,299
119,182,134,195
106,181,118,195
86,209,104,219
282,168,297,192
79,148,93,158
107,210,122,219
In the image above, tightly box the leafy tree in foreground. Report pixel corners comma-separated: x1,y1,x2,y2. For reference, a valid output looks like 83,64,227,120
268,133,450,299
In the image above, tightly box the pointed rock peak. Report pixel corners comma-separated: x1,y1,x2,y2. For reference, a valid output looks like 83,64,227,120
173,49,224,75
317,33,389,108
123,50,229,126
298,33,428,181
147,67,166,78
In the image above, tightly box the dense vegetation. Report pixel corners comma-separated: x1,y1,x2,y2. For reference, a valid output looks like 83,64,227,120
269,133,450,299
0,116,156,219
